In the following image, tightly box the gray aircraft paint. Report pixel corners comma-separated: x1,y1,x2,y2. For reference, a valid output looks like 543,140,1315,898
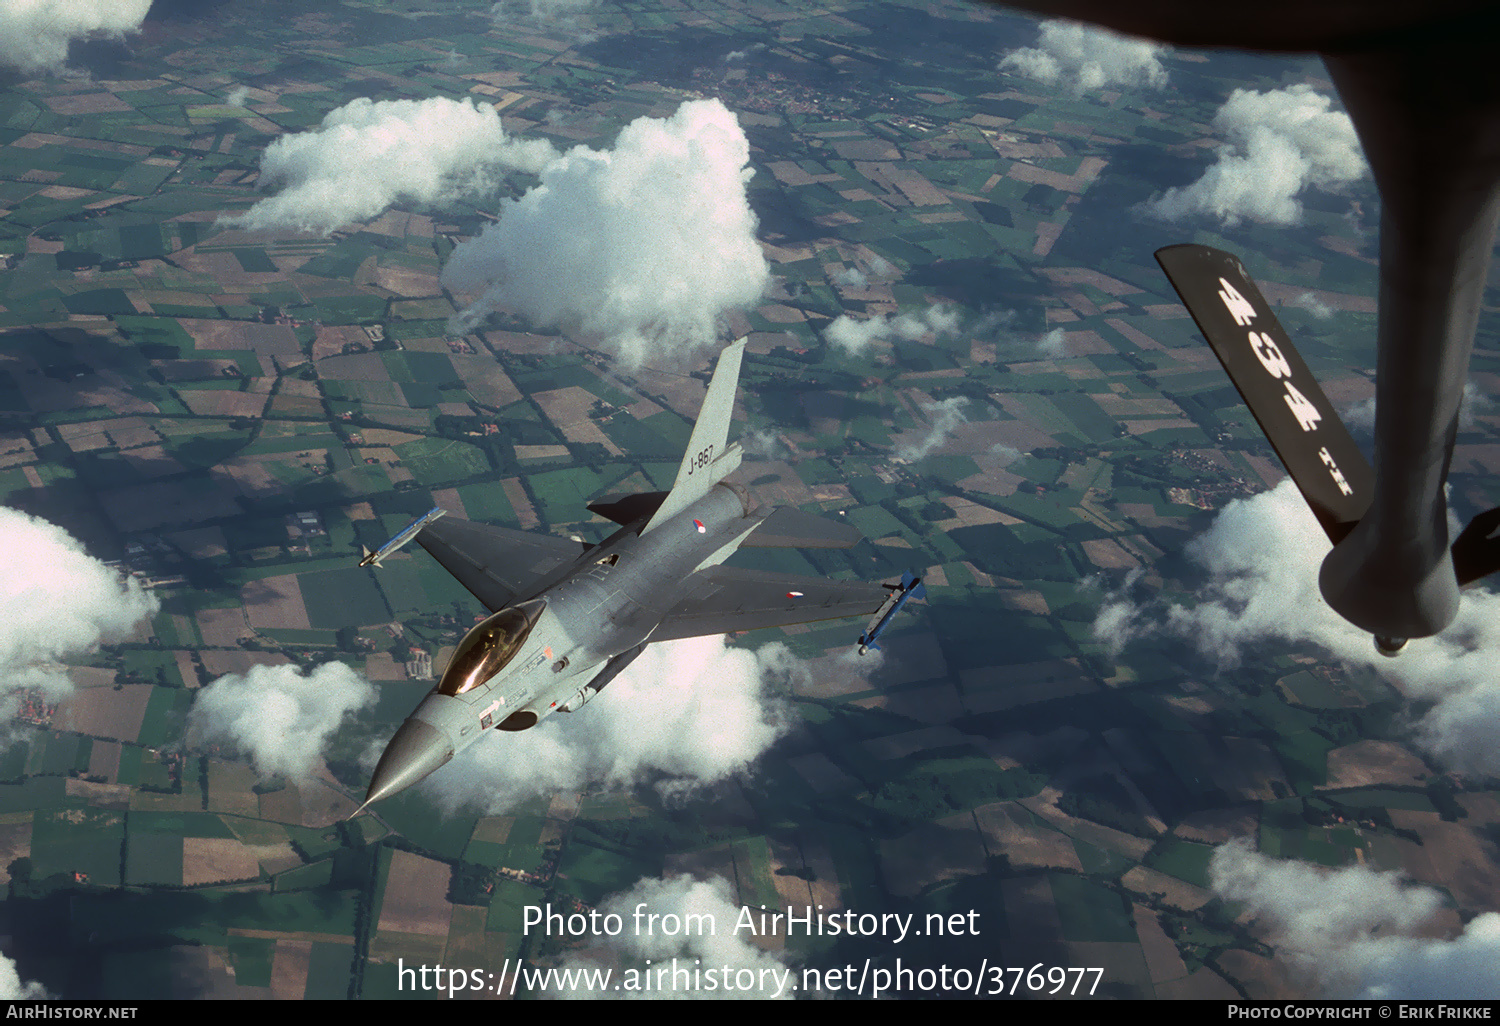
357,339,914,812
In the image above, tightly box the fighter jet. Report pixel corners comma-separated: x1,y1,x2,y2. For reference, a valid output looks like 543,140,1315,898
984,2,1500,650
354,339,924,812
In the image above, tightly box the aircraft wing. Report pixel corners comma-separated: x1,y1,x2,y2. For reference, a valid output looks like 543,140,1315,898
651,565,892,642
415,516,583,612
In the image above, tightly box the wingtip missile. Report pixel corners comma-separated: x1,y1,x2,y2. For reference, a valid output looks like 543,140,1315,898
359,507,446,568
857,571,925,655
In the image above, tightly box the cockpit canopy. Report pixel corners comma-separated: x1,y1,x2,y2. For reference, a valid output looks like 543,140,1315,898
437,599,545,697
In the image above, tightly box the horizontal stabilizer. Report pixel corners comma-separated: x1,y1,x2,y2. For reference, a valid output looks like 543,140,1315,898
1452,506,1500,587
741,506,863,549
587,491,668,526
415,516,584,612
1155,244,1373,544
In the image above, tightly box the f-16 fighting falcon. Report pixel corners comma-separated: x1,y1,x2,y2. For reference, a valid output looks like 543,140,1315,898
354,339,924,812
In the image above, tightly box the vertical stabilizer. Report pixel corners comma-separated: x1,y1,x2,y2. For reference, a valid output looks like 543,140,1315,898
642,339,746,534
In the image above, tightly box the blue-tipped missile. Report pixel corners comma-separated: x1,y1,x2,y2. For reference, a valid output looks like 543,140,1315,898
359,507,446,568
857,571,925,655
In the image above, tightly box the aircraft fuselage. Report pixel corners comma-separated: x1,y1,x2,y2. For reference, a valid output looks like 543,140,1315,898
360,482,756,809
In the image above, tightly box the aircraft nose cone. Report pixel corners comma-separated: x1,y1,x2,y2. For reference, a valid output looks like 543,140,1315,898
358,719,453,813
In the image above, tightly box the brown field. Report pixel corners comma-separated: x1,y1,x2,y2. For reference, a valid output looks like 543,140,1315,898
1133,904,1189,985
196,606,251,648
1217,948,1299,1000
1173,804,1260,845
533,387,622,454
317,352,389,380
44,93,134,115
1082,537,1141,570
179,389,270,418
1322,740,1431,789
443,906,490,968
242,574,311,631
1384,808,1500,912
974,802,1084,871
797,834,844,912
1023,785,1156,860
1004,875,1064,939
269,938,314,1000
0,822,33,884
377,850,453,937
183,837,263,885
54,684,153,741
768,835,817,909
1121,865,1212,911
663,844,736,889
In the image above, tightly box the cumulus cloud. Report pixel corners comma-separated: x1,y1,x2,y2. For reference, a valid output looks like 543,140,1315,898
1035,327,1068,359
895,398,970,461
550,874,794,999
1288,292,1335,319
832,266,867,289
824,303,962,356
442,99,769,369
226,85,250,108
189,662,377,782
225,96,558,235
1342,396,1376,435
0,508,158,716
1090,478,1500,775
0,954,47,1000
0,0,151,76
1212,840,1500,999
422,636,798,814
1343,381,1489,439
1145,84,1366,227
999,19,1169,94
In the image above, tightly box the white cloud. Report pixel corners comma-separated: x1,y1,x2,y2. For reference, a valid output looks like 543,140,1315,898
442,99,769,369
490,0,597,36
1342,396,1376,434
1288,292,1335,319
1089,479,1500,775
226,85,250,108
999,19,1169,94
1035,326,1068,359
189,662,376,782
1211,840,1500,999
0,953,47,1000
895,397,970,461
824,303,962,356
0,0,151,76
423,636,797,814
1344,381,1488,438
0,508,158,716
1145,84,1366,227
549,874,794,999
225,96,558,235
832,266,867,289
